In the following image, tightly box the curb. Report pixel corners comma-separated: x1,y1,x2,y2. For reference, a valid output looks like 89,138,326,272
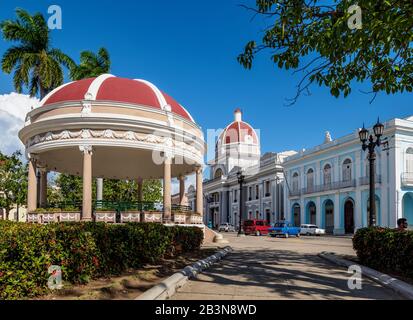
136,246,233,300
319,252,413,300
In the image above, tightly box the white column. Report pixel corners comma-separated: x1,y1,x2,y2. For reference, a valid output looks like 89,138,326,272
380,151,388,227
283,179,288,221
334,193,341,234
355,151,362,229
27,156,38,213
300,165,305,191
394,140,402,226
316,197,321,227
316,162,321,187
96,178,103,202
333,157,340,183
80,145,93,221
300,197,305,225
300,166,305,223
222,190,228,223
388,141,398,227
196,167,203,216
163,157,172,221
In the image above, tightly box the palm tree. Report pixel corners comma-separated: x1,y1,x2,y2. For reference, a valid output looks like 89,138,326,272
70,47,111,80
0,8,75,99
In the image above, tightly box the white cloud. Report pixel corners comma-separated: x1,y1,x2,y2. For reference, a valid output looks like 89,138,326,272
0,93,39,155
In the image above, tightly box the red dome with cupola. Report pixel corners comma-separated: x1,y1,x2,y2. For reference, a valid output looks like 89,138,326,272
39,74,195,123
218,108,259,146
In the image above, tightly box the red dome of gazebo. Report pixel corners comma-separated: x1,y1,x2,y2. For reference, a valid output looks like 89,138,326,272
40,75,195,123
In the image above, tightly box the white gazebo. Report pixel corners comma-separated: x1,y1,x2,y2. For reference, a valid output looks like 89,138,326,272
18,75,205,225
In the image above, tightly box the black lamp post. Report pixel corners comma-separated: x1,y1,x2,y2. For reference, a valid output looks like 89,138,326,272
237,170,245,236
359,119,385,227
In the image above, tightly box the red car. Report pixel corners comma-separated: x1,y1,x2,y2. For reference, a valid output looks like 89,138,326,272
243,219,271,236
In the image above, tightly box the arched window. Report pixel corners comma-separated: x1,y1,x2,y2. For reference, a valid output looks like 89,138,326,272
292,172,299,192
342,159,352,182
214,168,223,179
307,168,314,190
323,164,332,185
406,148,413,173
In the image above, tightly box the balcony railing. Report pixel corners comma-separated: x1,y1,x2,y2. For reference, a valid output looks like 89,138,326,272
289,189,302,197
358,175,382,186
401,173,413,187
289,179,358,197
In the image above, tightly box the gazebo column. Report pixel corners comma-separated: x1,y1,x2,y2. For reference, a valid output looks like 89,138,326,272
39,168,48,208
80,145,93,221
163,156,172,222
27,156,38,213
196,167,203,216
96,178,103,203
178,175,185,205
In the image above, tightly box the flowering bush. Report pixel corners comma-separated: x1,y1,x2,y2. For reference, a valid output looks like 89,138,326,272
0,221,203,300
353,227,413,279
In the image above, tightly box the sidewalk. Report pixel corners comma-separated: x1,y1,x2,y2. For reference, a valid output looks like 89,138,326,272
171,234,403,300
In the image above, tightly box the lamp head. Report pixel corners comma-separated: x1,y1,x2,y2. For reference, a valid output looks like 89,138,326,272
359,124,369,144
373,118,385,138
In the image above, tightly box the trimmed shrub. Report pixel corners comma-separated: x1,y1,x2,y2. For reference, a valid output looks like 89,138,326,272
0,221,203,300
353,227,413,279
170,226,204,253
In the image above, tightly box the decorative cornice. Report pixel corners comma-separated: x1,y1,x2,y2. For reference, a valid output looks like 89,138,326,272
27,129,203,159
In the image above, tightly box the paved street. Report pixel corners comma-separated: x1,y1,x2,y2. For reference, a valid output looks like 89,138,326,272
172,234,403,300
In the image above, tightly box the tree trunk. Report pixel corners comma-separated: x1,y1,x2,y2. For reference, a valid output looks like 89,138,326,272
39,84,47,100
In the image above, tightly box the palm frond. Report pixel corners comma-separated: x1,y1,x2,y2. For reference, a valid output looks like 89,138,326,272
1,46,29,73
49,48,75,70
13,62,24,93
29,74,39,97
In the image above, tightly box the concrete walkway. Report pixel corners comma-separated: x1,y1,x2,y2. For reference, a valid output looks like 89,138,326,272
172,234,403,300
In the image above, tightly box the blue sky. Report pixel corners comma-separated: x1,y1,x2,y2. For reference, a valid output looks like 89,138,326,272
0,0,412,156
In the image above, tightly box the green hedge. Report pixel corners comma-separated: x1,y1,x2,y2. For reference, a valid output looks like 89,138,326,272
0,221,203,300
353,227,413,279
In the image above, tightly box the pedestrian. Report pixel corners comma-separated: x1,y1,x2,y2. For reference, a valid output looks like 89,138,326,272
397,218,408,231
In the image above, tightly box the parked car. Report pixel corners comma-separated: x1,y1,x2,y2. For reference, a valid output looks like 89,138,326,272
243,219,271,236
218,223,236,232
269,221,301,238
300,224,326,236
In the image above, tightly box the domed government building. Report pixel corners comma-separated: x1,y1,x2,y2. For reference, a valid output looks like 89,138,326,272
187,109,296,229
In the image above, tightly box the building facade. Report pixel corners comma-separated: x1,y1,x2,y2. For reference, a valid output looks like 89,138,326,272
188,109,295,228
283,116,413,235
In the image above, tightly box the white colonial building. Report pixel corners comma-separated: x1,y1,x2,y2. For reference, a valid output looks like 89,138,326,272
283,116,413,235
188,109,295,228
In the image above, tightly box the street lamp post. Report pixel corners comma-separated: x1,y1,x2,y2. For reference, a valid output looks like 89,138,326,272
359,119,385,227
237,170,245,236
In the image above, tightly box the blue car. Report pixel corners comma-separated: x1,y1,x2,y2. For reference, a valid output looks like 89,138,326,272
269,221,301,238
